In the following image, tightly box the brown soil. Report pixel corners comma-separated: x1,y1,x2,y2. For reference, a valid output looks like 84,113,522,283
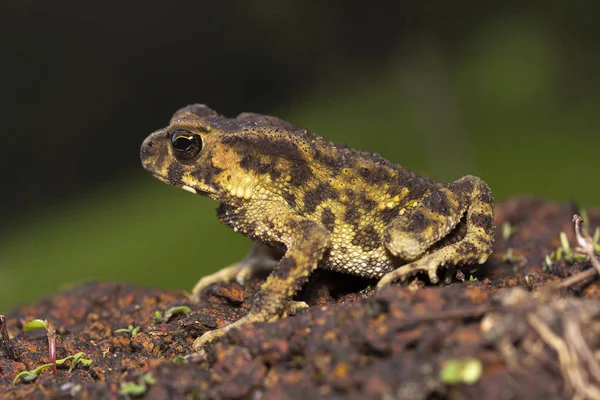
2,197,600,399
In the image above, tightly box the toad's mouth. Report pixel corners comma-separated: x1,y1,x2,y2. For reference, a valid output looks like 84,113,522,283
150,172,216,196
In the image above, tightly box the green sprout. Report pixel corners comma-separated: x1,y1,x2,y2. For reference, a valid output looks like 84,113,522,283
13,363,56,384
502,222,518,240
502,248,523,264
544,230,590,269
55,351,93,372
119,372,157,397
114,325,141,338
159,305,192,323
23,319,57,374
440,358,482,385
154,311,163,322
171,355,188,364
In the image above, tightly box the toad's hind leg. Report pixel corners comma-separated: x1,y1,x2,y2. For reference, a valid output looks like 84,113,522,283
378,175,494,287
191,242,282,301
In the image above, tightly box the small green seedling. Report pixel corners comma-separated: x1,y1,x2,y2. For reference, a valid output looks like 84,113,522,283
56,352,93,372
154,311,163,322
119,372,157,398
560,232,574,261
159,305,192,323
440,358,482,385
13,363,55,384
544,230,589,269
13,352,93,383
171,355,188,364
114,325,141,338
502,222,518,240
23,319,57,374
502,248,523,264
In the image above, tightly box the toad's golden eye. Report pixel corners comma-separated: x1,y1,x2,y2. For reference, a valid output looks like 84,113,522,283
170,130,203,161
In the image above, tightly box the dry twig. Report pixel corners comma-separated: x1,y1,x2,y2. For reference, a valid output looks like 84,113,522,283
0,315,17,360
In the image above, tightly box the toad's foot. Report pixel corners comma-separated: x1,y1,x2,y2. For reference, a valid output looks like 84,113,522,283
191,300,309,350
191,242,280,302
281,300,309,317
376,258,442,288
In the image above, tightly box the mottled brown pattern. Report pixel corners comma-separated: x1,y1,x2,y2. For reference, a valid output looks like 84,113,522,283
139,104,495,350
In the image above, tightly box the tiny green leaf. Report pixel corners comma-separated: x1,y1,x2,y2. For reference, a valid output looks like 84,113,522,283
119,373,156,396
13,371,38,384
119,382,148,396
114,325,140,337
502,222,512,240
556,247,563,261
172,355,188,363
440,358,482,385
163,306,192,323
55,356,69,365
560,232,571,253
142,372,157,385
23,319,48,331
12,363,55,384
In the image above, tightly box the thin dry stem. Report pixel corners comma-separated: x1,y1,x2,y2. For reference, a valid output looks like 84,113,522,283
528,312,600,400
0,315,17,360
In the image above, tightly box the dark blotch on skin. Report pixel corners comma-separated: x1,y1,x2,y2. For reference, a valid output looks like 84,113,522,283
239,154,282,181
425,190,453,217
223,135,313,186
320,208,336,232
303,182,339,214
471,213,494,231
359,193,377,212
282,191,296,208
352,224,380,252
457,242,476,255
359,165,389,185
480,189,493,204
313,146,355,173
167,163,184,184
408,211,427,232
344,207,361,227
273,257,296,280
193,160,223,189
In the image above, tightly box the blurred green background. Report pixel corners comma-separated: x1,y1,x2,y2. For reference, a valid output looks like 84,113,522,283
1,2,598,312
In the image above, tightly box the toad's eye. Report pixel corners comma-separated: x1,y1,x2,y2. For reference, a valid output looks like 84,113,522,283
170,130,203,161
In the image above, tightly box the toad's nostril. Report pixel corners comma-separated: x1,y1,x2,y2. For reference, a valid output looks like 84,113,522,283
140,138,155,160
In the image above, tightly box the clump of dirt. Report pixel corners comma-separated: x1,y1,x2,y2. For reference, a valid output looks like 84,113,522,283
2,196,600,399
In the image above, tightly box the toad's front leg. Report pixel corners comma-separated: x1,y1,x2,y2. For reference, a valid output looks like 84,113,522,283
192,220,330,350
